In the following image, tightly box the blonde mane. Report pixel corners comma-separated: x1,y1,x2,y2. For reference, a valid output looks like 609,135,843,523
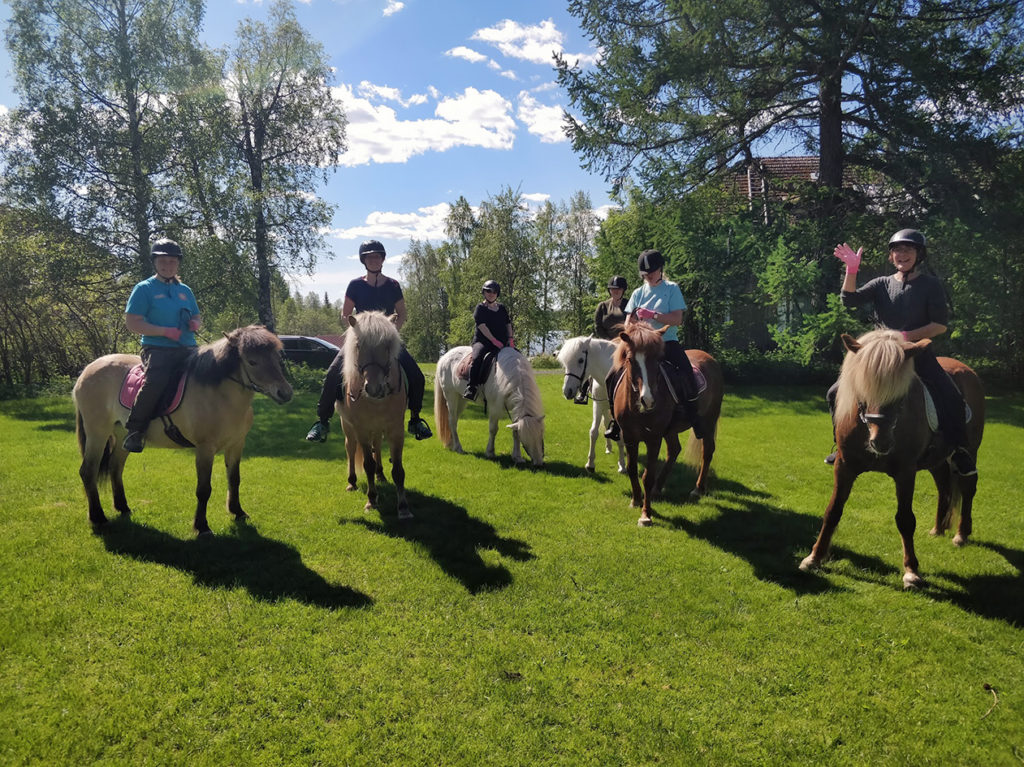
342,311,402,386
499,349,544,419
835,329,916,430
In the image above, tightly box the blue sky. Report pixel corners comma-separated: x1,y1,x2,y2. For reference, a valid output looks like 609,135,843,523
0,0,613,302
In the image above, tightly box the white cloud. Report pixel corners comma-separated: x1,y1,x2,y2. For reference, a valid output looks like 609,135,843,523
357,81,427,108
383,0,403,16
472,19,599,68
334,83,516,166
517,92,567,143
521,192,551,205
327,203,451,242
446,46,488,64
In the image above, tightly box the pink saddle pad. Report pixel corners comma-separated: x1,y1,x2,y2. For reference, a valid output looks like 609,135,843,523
119,364,187,414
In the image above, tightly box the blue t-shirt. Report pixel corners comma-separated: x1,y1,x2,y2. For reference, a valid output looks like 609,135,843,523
625,279,687,343
125,276,200,347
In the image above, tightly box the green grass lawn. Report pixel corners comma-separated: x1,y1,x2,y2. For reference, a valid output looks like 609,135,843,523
1,370,1022,765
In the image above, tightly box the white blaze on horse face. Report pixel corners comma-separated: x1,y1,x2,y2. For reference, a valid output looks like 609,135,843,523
636,351,655,411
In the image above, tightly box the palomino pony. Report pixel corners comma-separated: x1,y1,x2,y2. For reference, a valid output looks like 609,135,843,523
800,330,985,589
557,335,625,473
336,311,411,520
72,325,293,535
612,316,724,526
434,346,545,466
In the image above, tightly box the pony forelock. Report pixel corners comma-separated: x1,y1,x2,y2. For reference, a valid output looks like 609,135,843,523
343,312,401,384
835,329,916,426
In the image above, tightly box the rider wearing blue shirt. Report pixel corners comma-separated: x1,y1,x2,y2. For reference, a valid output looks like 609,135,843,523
122,239,201,453
604,249,705,441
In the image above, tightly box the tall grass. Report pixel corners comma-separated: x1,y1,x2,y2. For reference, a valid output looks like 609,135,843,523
1,371,1021,765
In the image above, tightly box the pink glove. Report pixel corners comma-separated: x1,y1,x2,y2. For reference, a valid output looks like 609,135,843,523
188,318,201,332
163,327,182,342
493,340,504,349
635,307,657,321
833,243,862,274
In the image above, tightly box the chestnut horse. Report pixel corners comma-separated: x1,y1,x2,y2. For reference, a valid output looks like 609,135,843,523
800,330,985,589
611,316,724,526
72,325,293,535
336,311,412,519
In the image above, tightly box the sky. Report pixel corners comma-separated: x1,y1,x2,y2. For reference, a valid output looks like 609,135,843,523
0,0,615,304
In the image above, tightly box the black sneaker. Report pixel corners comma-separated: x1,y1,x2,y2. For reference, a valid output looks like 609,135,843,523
604,420,620,441
305,420,329,442
824,452,837,465
950,448,977,476
409,417,433,440
123,431,145,453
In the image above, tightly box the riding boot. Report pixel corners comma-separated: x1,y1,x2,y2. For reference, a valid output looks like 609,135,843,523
603,368,623,440
675,399,705,439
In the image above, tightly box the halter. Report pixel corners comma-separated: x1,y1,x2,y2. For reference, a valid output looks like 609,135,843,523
348,356,399,401
563,343,593,404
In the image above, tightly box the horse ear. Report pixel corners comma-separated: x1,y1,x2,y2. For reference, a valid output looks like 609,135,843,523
506,420,521,432
388,313,399,325
348,315,358,329
655,325,669,336
618,331,631,345
841,333,860,353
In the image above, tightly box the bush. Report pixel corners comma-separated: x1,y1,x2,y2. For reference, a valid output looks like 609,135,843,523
530,353,561,370
282,361,325,393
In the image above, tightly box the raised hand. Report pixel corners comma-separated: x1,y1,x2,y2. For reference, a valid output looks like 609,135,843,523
833,243,862,273
635,307,657,321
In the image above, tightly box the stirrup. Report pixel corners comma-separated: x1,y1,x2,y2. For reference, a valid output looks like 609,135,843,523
604,421,620,441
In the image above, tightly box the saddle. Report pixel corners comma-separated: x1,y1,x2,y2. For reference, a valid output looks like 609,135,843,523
658,361,707,405
455,348,498,386
918,376,973,434
119,364,193,447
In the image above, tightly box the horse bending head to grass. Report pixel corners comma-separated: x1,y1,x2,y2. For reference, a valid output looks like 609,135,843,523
800,329,985,589
337,311,412,519
612,315,723,526
72,325,292,536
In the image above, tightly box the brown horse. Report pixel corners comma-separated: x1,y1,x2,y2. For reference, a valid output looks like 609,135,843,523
800,330,985,589
337,311,411,519
72,325,293,535
611,316,724,526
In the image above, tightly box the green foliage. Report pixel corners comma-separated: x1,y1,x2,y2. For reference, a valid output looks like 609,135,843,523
2,380,1022,763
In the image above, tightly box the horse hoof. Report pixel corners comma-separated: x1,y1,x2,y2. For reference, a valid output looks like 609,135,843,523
952,534,967,547
902,573,924,590
364,501,376,511
398,508,413,521
233,512,250,523
798,556,818,572
637,516,653,527
928,527,941,537
196,529,214,538
346,484,357,492
618,466,627,475
585,464,595,472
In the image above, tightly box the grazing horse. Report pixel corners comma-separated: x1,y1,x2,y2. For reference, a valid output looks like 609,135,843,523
72,325,293,535
557,335,625,473
612,316,724,526
434,346,545,466
800,330,985,589
336,311,411,519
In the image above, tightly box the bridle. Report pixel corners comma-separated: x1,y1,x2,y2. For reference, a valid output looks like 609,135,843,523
563,343,593,404
349,355,399,401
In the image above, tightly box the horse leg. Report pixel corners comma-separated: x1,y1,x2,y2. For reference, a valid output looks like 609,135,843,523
79,435,109,529
953,473,977,547
928,464,953,538
653,432,680,499
510,422,525,465
638,438,662,526
373,442,386,484
586,400,600,471
894,471,924,589
800,464,857,572
344,435,359,492
193,447,216,536
624,440,643,511
224,442,248,522
486,412,499,460
447,392,465,454
109,443,131,516
389,434,411,521
692,427,716,499
362,442,378,510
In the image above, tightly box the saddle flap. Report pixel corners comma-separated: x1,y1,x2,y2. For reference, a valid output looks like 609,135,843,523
119,364,188,415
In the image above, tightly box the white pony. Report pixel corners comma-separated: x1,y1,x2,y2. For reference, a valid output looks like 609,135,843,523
434,346,545,466
556,335,625,473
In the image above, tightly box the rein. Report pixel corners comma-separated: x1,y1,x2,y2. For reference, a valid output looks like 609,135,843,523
348,351,400,401
564,344,593,404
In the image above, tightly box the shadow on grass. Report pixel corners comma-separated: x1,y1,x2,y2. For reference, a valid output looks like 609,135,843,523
345,490,534,594
101,518,372,609
0,398,76,431
924,540,1024,627
458,451,613,482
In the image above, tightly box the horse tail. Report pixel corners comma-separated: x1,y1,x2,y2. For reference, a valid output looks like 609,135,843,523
434,369,453,448
940,477,963,533
682,419,718,466
75,406,113,482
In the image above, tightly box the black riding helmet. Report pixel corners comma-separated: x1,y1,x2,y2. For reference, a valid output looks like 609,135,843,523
608,275,627,290
358,239,387,264
150,238,183,262
637,249,665,274
888,229,927,263
482,279,501,298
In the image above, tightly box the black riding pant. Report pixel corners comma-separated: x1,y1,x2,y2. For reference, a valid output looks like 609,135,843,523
826,346,968,446
315,344,425,422
468,341,499,389
126,345,194,433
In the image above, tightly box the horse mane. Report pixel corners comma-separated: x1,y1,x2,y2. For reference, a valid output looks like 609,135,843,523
189,325,282,385
835,329,916,429
501,349,545,418
342,311,402,385
613,321,664,370
556,336,587,368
